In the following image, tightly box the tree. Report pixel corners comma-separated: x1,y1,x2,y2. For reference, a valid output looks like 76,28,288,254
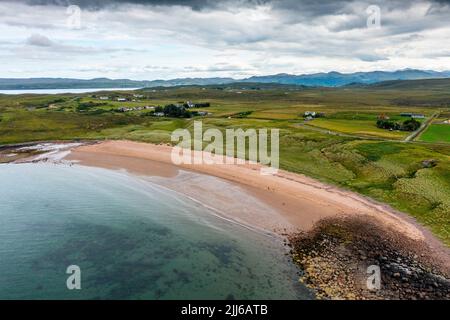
401,119,421,131
162,104,192,118
376,119,400,130
376,118,421,132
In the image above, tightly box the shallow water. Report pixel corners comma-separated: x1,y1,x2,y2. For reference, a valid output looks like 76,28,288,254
0,163,311,299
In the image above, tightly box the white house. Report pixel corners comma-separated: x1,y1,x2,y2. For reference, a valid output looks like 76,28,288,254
186,101,195,108
304,111,316,117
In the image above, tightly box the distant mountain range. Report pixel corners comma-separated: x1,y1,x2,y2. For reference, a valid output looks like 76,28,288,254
1,69,450,90
244,69,450,87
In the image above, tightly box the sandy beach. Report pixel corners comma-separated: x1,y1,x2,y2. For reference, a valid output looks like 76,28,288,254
64,140,431,240
63,140,450,299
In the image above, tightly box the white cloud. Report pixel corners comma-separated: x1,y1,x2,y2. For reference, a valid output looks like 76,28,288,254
0,0,449,79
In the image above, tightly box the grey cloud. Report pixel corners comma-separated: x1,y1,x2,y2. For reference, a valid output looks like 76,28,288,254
26,34,54,46
12,0,450,34
23,34,144,55
17,0,222,10
184,63,250,72
16,0,450,12
357,54,389,62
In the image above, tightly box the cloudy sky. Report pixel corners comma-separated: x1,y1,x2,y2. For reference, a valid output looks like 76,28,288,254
0,0,449,79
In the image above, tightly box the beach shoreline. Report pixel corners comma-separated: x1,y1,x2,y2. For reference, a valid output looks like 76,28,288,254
63,141,432,236
4,139,449,299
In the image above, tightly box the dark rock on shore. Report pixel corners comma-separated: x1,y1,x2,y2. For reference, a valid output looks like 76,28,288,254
288,215,450,300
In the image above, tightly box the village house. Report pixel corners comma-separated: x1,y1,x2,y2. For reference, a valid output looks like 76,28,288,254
400,112,425,119
378,114,390,120
186,101,195,108
304,111,325,119
117,98,127,102
117,105,155,113
99,96,109,100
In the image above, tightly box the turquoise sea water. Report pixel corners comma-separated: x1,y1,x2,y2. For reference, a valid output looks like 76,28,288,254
0,164,311,300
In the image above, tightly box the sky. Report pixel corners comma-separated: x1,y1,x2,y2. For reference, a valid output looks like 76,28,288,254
0,0,449,79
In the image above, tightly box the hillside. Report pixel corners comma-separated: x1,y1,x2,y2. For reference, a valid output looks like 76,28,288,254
1,69,449,90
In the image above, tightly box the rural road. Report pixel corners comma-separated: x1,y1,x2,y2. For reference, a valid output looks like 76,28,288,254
404,112,439,142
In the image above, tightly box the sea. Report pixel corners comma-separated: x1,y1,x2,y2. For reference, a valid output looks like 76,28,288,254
0,163,311,299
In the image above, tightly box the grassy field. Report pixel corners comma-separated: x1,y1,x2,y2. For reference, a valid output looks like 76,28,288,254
0,80,449,245
419,124,450,143
306,118,408,139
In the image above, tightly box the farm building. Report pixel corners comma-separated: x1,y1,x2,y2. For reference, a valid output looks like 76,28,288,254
304,111,325,118
400,113,425,119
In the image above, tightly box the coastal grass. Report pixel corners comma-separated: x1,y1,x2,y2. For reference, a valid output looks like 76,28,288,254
1,85,450,245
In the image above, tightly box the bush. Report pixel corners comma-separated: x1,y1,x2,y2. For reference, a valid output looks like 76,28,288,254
76,102,106,112
163,104,192,118
376,119,400,130
402,119,421,131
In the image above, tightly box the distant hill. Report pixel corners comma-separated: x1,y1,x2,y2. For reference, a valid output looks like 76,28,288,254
0,69,449,90
141,82,307,91
353,78,450,107
243,70,450,87
0,77,234,90
356,77,450,90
